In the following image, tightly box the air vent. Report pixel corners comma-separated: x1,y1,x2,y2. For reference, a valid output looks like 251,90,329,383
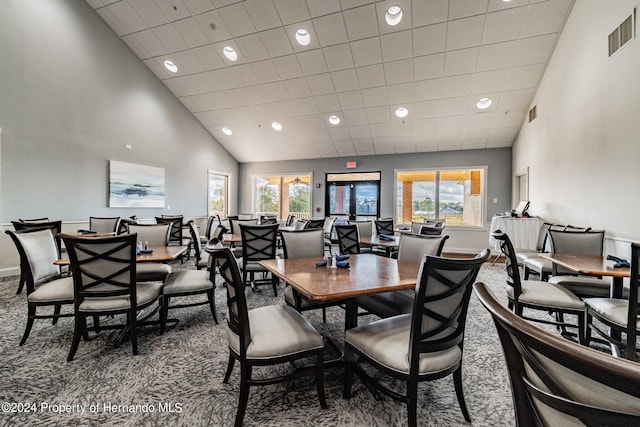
609,10,635,57
528,105,537,123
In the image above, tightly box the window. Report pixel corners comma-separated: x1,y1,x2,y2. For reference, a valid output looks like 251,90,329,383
254,174,312,220
395,167,486,228
208,171,228,219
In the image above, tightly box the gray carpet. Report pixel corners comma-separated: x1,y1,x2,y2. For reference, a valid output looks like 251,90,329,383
0,260,562,427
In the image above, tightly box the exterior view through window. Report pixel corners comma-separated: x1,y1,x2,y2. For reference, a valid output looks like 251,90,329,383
396,168,486,227
326,172,381,222
208,171,228,219
254,174,312,220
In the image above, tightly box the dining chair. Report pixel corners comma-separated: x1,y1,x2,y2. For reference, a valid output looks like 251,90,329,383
474,282,640,426
228,217,258,235
19,217,50,222
355,234,449,319
584,242,640,360
492,231,586,344
155,216,188,261
418,224,445,236
349,220,373,252
523,224,590,280
374,218,394,235
323,216,336,255
11,220,63,294
259,214,278,225
304,218,325,230
237,213,254,220
547,229,612,298
514,221,553,265
343,249,490,427
5,228,74,345
280,229,344,323
88,216,120,233
186,220,209,270
117,217,137,235
127,223,172,282
60,233,163,361
335,224,361,255
238,223,279,295
210,247,327,427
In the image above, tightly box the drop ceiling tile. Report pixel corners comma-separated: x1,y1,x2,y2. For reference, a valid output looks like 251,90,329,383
307,0,341,18
182,0,216,15
285,21,322,52
381,30,413,62
337,90,364,110
342,4,379,41
448,0,489,20
441,96,471,116
107,1,147,34
155,0,191,21
439,116,467,133
375,0,412,35
323,44,355,71
166,49,206,74
446,15,485,51
415,78,444,101
134,29,169,57
307,74,335,95
173,18,209,48
235,34,269,62
272,55,304,79
415,118,439,134
262,81,291,101
356,64,385,89
361,86,388,107
193,45,227,70
476,41,517,71
305,115,331,130
487,0,528,12
443,47,479,76
414,53,445,80
365,106,391,123
329,127,351,140
472,69,508,94
341,0,376,10
244,0,282,31
497,88,534,110
343,109,368,126
314,94,341,112
260,27,295,58
512,34,556,66
273,0,311,25
413,23,447,56
413,100,442,118
251,60,281,83
503,63,544,90
144,58,171,80
370,123,393,137
213,40,245,65
129,0,169,27
173,73,217,96
122,34,151,59
331,69,360,92
298,49,329,75
209,68,236,90
482,7,527,44
462,129,489,145
153,23,189,53
194,10,233,43
350,37,383,67
487,126,518,144
383,59,413,85
521,0,572,38
284,77,312,98
230,64,260,88
412,0,448,27
96,8,128,36
218,2,256,37
313,13,349,47
386,82,414,104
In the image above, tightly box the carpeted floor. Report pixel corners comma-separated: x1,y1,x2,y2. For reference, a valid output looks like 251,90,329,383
0,259,571,427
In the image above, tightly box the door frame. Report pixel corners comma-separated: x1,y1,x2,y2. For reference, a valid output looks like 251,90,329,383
324,171,381,221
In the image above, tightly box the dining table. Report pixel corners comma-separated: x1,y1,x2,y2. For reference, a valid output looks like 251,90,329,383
55,245,188,265
360,234,400,257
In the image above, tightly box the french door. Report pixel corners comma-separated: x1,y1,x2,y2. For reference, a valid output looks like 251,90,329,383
325,172,380,222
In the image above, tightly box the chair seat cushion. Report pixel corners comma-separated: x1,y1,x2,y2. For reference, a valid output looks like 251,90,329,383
28,276,74,303
355,290,413,318
136,263,172,281
163,270,212,295
236,258,267,272
548,275,613,298
345,314,462,375
585,298,640,330
227,305,323,360
516,251,546,264
524,257,552,272
507,280,585,310
79,282,162,312
196,254,209,269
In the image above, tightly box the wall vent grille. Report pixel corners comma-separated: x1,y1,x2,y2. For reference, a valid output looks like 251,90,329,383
528,105,537,123
609,10,635,57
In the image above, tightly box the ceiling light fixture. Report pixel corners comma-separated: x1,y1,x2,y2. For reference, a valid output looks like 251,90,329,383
272,121,282,131
385,5,403,26
163,59,178,73
295,29,311,46
222,127,232,136
395,107,408,118
328,115,340,125
223,46,238,61
476,97,493,109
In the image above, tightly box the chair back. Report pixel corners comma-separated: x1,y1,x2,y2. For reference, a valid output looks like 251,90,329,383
89,216,120,233
19,217,50,223
128,223,170,247
349,220,372,240
209,247,251,355
323,217,335,236
259,215,278,225
492,231,524,300
238,213,254,220
12,220,63,256
229,218,258,234
335,224,360,255
419,224,444,236
281,229,324,259
535,222,553,252
626,243,640,358
409,249,490,369
239,224,278,262
204,216,215,239
117,218,137,235
398,234,448,264
374,219,394,235
5,228,62,292
304,218,325,230
61,233,137,308
474,282,640,427
548,229,605,275
211,224,228,240
285,214,296,227
187,220,204,262
155,216,183,245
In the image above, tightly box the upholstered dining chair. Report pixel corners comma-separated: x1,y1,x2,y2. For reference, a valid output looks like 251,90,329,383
127,223,172,282
238,223,279,295
304,218,325,230
349,220,373,252
186,220,209,271
210,247,327,427
156,215,189,261
514,221,553,265
584,242,640,360
419,224,445,236
335,224,361,255
523,224,590,280
228,217,258,235
323,216,336,255
374,218,394,235
117,217,137,235
88,216,120,233
19,217,50,222
492,231,586,344
343,249,490,427
474,282,640,426
5,228,74,345
60,233,163,361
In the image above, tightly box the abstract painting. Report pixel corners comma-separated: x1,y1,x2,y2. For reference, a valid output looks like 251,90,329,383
109,160,165,208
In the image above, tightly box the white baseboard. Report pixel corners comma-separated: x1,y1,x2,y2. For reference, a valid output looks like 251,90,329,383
0,266,19,278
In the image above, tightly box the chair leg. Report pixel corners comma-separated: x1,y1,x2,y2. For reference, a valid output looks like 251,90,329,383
129,311,138,355
67,314,84,361
223,353,235,383
52,304,61,325
322,307,327,324
20,305,37,346
271,275,278,297
453,366,471,422
93,315,101,333
407,378,419,427
160,296,169,334
234,364,252,427
315,351,328,409
343,346,354,399
16,268,25,294
524,266,531,280
207,290,218,324
577,312,586,346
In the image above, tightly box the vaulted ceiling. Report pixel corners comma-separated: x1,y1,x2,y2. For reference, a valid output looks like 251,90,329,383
86,0,574,162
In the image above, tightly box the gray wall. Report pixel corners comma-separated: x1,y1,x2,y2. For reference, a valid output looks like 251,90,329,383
0,0,238,275
240,148,512,253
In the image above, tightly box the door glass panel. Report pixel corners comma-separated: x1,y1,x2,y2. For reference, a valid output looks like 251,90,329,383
329,184,350,215
355,184,378,216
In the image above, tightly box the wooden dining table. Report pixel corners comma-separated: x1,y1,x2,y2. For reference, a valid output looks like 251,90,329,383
260,253,420,330
360,234,400,257
55,245,188,265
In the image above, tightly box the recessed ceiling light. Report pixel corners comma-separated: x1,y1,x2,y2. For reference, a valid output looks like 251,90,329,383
163,59,178,73
223,46,238,61
385,5,403,26
502,0,513,2
222,127,232,136
395,107,408,118
476,97,493,109
328,115,340,125
295,29,311,46
272,121,282,131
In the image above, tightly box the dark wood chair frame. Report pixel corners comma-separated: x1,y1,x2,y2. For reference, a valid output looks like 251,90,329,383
239,223,279,295
335,224,361,255
304,218,325,230
374,218,394,235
